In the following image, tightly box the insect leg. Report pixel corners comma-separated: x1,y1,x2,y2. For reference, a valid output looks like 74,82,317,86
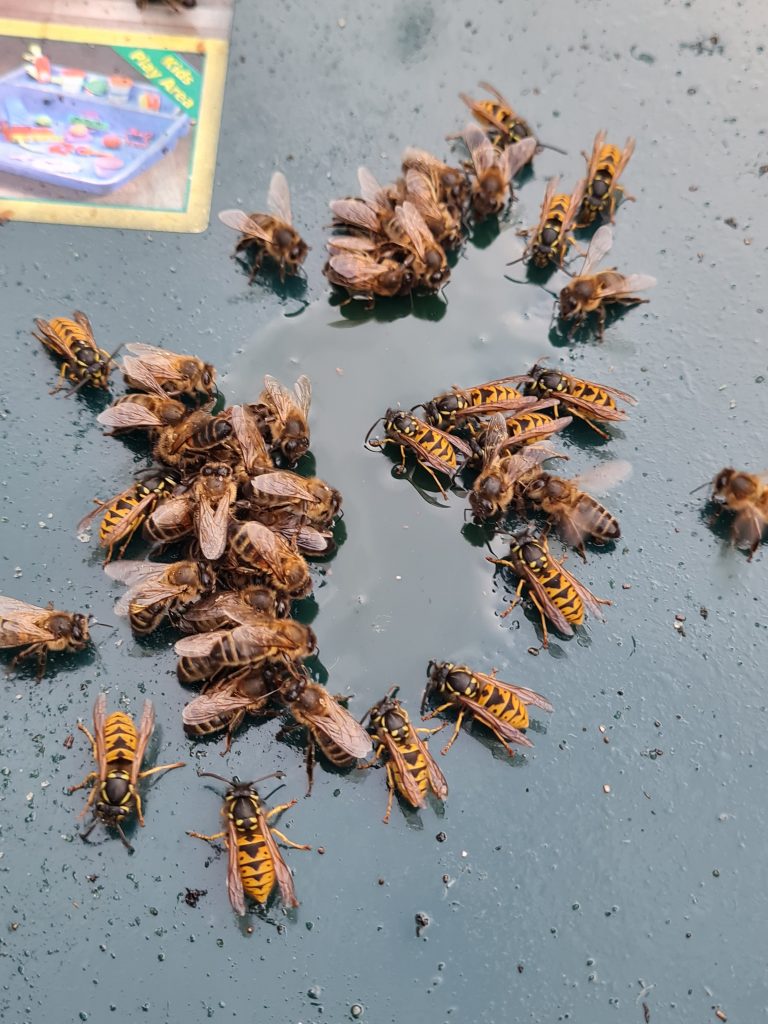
421,701,454,722
572,410,610,440
138,761,186,780
67,770,98,794
596,305,606,342
76,720,98,755
416,724,447,736
383,763,396,824
115,823,135,853
416,460,449,500
269,827,311,851
440,709,465,756
266,800,298,820
304,735,315,797
391,445,409,478
79,818,100,841
526,591,550,648
221,711,246,756
186,830,227,842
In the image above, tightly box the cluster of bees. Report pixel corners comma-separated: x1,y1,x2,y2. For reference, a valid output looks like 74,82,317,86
218,82,655,341
366,363,641,646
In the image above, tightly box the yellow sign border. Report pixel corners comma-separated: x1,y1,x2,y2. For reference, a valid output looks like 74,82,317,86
0,18,228,232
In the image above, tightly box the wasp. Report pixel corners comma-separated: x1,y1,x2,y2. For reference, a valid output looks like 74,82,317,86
175,618,317,684
420,378,538,434
462,123,537,220
401,147,470,216
249,375,311,466
577,130,636,226
182,671,274,751
697,468,768,559
518,362,637,438
365,409,472,499
324,248,415,305
513,176,586,268
422,661,553,757
174,587,289,633
558,225,656,339
105,559,214,636
33,310,117,395
121,342,217,403
522,461,630,553
0,595,90,679
78,470,179,563
96,393,188,435
219,171,308,282
226,521,312,597
487,527,611,646
187,771,310,914
273,664,372,794
469,414,567,520
459,81,565,154
473,404,572,453
69,694,184,851
362,686,447,823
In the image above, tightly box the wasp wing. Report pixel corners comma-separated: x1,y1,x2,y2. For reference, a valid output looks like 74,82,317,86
531,176,559,236
583,129,607,183
555,556,611,622
501,556,575,637
267,171,293,225
226,817,247,916
262,814,300,908
32,318,73,360
613,137,636,179
130,699,156,785
72,310,96,342
378,731,427,809
459,89,510,137
468,670,554,713
454,692,534,747
411,729,449,799
561,178,587,235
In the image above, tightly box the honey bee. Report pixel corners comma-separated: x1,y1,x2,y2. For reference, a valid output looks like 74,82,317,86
187,771,310,914
403,167,463,249
121,342,217,402
514,176,586,268
558,226,656,339
105,559,214,636
175,619,316,684
219,171,308,282
469,414,567,520
0,596,90,679
78,470,179,563
365,409,472,499
250,375,311,466
174,587,289,633
226,521,312,597
701,468,768,559
96,394,188,435
273,664,372,794
191,462,238,560
33,311,116,395
459,81,565,154
246,472,342,531
519,362,637,438
154,410,234,469
324,250,415,305
577,130,636,226
69,694,184,851
522,461,630,553
488,526,611,646
228,403,275,479
182,671,274,750
401,148,470,216
142,488,195,547
422,661,553,757
363,686,448,823
462,123,537,220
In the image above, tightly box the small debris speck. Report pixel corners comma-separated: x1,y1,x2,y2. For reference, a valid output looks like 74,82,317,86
350,1005,363,1019
415,912,430,937
603,784,611,794
435,831,447,843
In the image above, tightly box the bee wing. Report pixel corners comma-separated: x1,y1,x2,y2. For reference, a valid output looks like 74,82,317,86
105,559,170,616
357,166,390,211
404,168,440,211
249,472,318,504
469,670,554,713
131,699,156,784
401,147,443,175
379,732,428,808
571,460,632,496
0,596,55,647
91,692,108,780
72,310,96,342
262,374,296,422
218,209,271,242
146,495,193,532
393,201,436,262
266,171,293,224
183,682,250,728
297,525,334,554
581,225,614,276
236,521,295,579
229,405,272,475
261,812,300,908
233,621,305,652
482,412,509,460
454,693,534,747
117,575,188,616
614,137,636,179
315,693,373,758
504,137,537,178
329,198,382,234
175,630,230,657
328,253,396,287
294,374,312,418
197,489,232,561
104,559,167,588
97,401,167,430
411,729,449,799
226,817,247,916
326,234,380,255
601,272,657,297
584,129,607,182
462,123,497,176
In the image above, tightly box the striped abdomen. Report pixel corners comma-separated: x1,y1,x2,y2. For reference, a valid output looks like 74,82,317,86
507,411,555,443
568,379,618,413
468,384,523,408
595,145,622,179
573,494,620,542
236,830,275,905
476,682,529,729
391,738,430,805
414,428,459,472
536,564,583,626
103,712,139,770
99,486,152,545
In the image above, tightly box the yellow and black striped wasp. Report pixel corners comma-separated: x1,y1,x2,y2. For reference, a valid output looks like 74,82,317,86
365,408,472,498
577,130,636,226
487,526,611,646
422,661,553,756
419,378,538,435
512,176,586,268
33,311,118,396
68,693,185,851
362,686,448,823
78,470,180,563
459,81,566,154
187,770,310,914
515,362,637,438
